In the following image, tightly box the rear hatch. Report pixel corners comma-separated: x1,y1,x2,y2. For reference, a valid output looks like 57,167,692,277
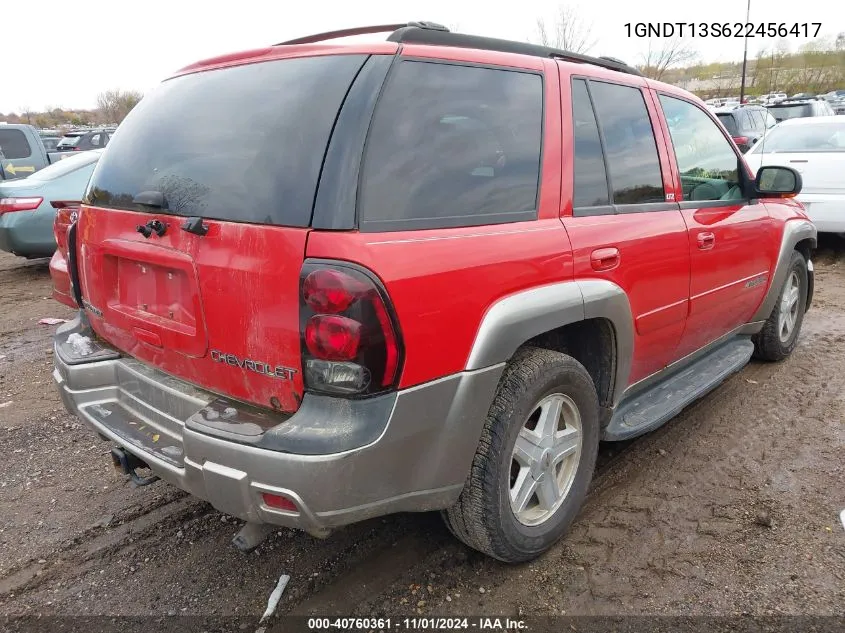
76,52,371,413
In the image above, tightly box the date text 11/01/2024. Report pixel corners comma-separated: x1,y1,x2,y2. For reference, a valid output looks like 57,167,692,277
307,618,527,631
625,22,822,38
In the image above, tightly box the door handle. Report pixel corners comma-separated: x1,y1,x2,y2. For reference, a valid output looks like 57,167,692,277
590,247,620,271
697,232,716,250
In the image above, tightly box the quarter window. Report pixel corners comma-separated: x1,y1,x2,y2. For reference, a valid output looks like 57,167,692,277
358,60,543,231
588,81,665,205
659,95,742,203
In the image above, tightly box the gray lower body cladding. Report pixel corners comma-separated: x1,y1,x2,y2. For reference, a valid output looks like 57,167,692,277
53,317,504,530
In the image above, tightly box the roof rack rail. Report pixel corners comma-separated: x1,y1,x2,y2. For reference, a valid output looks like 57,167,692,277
274,21,448,46
274,22,642,77
387,26,644,77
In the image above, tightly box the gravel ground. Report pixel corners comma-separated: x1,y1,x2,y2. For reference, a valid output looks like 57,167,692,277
0,239,843,627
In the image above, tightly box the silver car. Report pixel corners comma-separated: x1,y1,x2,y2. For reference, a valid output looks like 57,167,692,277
0,149,102,258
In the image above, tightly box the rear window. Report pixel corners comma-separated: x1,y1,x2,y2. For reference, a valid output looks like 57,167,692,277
358,60,543,231
0,129,32,159
746,121,845,153
768,104,813,122
57,135,83,148
716,113,739,135
86,54,368,226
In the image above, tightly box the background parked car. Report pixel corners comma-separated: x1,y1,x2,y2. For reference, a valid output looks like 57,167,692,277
714,104,776,152
760,92,788,105
744,117,845,235
0,149,102,258
820,90,845,115
41,137,61,151
766,98,836,123
0,123,70,180
55,129,115,152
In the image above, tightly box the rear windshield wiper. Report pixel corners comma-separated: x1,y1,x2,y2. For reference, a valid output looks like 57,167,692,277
132,190,166,208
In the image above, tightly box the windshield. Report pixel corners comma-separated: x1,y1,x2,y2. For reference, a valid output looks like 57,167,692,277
767,104,813,122
86,54,367,226
716,113,739,135
29,150,102,181
747,122,845,153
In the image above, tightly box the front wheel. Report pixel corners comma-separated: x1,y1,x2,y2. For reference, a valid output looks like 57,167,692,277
442,348,599,562
753,250,808,361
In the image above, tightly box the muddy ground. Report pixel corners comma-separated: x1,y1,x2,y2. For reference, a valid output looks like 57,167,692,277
0,240,843,628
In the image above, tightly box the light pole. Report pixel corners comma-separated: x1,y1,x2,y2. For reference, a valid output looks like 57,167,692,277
739,0,751,102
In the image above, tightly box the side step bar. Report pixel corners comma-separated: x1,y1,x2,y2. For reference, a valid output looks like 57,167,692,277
603,338,754,441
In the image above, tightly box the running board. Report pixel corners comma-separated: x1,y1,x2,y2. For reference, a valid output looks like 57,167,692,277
603,338,754,441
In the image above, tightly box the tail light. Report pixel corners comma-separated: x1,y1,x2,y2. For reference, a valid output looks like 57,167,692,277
300,261,403,397
0,197,43,215
734,136,749,147
51,201,80,258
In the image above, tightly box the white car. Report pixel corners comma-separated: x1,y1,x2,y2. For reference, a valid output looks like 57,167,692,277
744,116,845,234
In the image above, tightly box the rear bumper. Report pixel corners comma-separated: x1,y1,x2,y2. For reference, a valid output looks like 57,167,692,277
53,315,502,531
0,205,56,257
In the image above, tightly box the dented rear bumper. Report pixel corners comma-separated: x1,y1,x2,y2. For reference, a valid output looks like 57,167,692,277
53,314,502,531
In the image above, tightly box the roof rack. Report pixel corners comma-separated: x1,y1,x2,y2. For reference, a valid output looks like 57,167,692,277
274,22,643,77
274,21,447,46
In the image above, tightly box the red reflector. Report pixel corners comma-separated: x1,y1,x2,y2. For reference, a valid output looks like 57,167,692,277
52,204,79,258
0,197,43,213
262,493,297,512
371,294,399,386
305,315,361,361
302,269,364,313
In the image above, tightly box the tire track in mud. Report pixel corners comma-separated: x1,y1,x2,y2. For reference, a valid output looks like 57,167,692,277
0,494,203,597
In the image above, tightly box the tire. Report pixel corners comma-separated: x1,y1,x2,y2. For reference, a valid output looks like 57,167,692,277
442,347,600,562
753,250,808,361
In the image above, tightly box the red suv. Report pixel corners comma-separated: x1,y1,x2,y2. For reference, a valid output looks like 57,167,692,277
52,23,816,562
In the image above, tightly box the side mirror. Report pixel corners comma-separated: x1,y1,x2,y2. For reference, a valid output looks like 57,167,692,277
754,165,802,198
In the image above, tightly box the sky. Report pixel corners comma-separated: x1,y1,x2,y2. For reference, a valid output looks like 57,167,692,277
1,0,839,113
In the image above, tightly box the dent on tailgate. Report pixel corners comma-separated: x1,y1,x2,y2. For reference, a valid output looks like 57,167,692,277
78,206,308,413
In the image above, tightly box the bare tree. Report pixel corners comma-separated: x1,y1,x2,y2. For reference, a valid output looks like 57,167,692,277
96,89,143,125
639,38,698,81
534,6,596,54
19,106,34,125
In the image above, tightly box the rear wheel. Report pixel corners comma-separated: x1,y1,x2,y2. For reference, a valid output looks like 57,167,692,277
442,348,599,562
753,250,808,361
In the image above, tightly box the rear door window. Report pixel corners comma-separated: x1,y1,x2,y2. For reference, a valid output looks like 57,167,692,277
0,129,32,159
588,81,665,205
571,79,610,211
358,60,543,231
748,110,764,132
86,54,368,226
